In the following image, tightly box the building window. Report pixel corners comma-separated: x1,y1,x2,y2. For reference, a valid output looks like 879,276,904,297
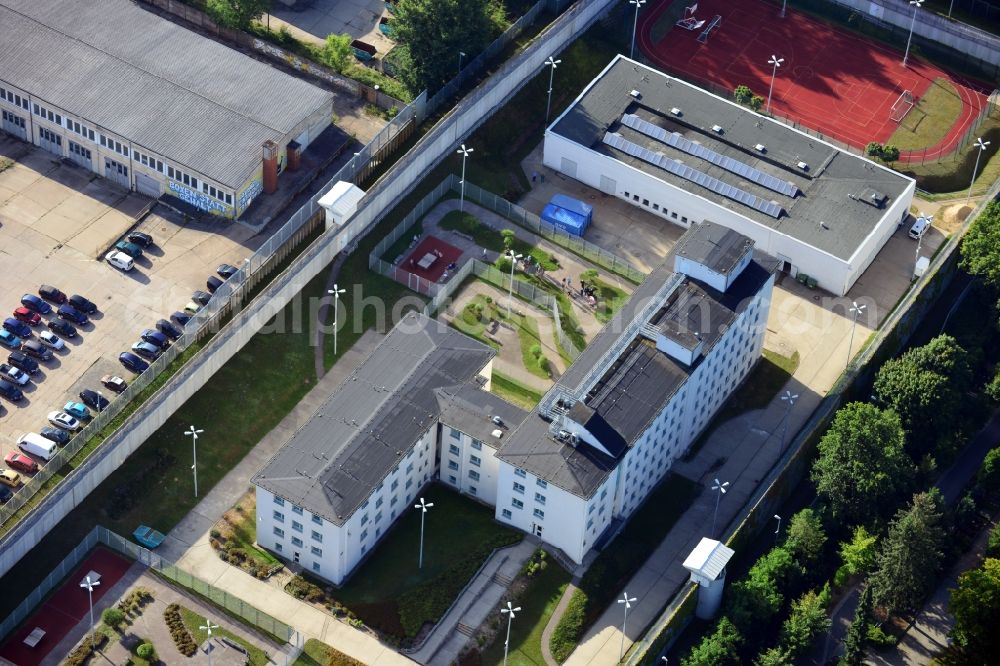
469,486,477,496
512,499,524,510
312,562,321,572
468,470,480,482
273,511,284,522
533,509,545,519
291,537,303,548
405,479,413,489
681,216,688,223
642,198,649,206
502,509,512,519
633,194,639,201
515,468,527,478
311,531,323,543
653,203,660,211
671,212,678,219
391,480,399,490
375,497,383,508
513,482,525,494
275,543,282,552
292,521,303,533
535,493,546,505
312,514,322,525
391,496,398,506
449,444,460,455
469,455,481,467
273,527,284,538
471,439,483,450
450,427,462,440
311,546,322,557
406,463,414,473
449,475,457,484
448,460,459,471
360,514,369,526
374,511,383,524
536,479,547,489
292,506,303,515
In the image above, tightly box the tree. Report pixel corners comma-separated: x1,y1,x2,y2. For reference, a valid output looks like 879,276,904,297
834,525,878,586
978,446,1000,491
784,508,827,565
987,524,1000,558
393,0,503,93
986,367,1000,403
870,490,947,615
320,33,353,73
682,616,743,666
960,201,1000,291
728,547,801,632
136,643,156,660
840,584,873,666
811,402,915,523
734,85,754,105
206,0,270,30
949,558,1000,658
881,144,900,162
101,607,125,628
749,95,764,112
501,228,515,252
754,647,791,666
778,589,832,658
865,142,882,160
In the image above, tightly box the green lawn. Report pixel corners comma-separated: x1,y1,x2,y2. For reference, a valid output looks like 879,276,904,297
580,270,629,324
214,493,283,574
451,294,552,380
899,114,1000,196
292,638,366,666
887,78,964,152
492,372,545,410
179,605,271,666
292,485,521,642
479,559,572,666
439,210,559,271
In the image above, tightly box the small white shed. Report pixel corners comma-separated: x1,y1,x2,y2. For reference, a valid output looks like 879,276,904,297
318,181,366,231
682,537,735,619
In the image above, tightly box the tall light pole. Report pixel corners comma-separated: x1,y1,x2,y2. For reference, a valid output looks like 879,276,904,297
968,137,990,202
781,0,788,17
414,497,434,569
948,0,955,18
766,55,784,114
780,390,798,454
506,251,523,318
544,56,561,125
80,575,100,651
618,591,637,661
501,601,521,666
773,514,782,543
629,0,646,59
903,0,923,67
457,144,473,212
327,284,346,357
711,478,729,538
185,425,204,498
200,619,219,666
847,301,867,368
458,51,466,76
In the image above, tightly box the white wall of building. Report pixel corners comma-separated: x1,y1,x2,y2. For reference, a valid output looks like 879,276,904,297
439,423,503,506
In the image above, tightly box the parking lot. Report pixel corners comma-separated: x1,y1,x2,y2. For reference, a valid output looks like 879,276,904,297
0,137,267,476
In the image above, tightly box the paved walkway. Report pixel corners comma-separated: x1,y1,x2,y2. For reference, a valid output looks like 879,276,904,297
408,539,536,665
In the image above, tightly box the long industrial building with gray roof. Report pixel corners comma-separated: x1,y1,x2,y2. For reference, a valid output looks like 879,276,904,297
543,55,915,295
0,0,334,219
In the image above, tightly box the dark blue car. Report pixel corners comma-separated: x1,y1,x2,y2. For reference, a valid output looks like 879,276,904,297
2,318,31,339
156,319,182,340
118,352,148,374
57,304,88,326
20,294,51,315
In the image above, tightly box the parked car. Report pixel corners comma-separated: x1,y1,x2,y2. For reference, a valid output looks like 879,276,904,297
156,319,182,340
0,363,30,386
0,485,11,504
19,433,58,459
140,329,170,350
114,240,144,259
0,330,22,351
47,319,76,339
20,340,52,361
39,330,66,350
119,351,149,374
12,307,41,326
68,294,98,314
131,341,161,360
39,426,70,446
0,379,23,402
20,293,51,315
217,263,239,279
47,411,81,431
7,352,38,374
4,452,38,474
206,276,223,293
191,290,212,306
39,284,67,304
57,304,88,326
126,231,154,248
105,251,134,272
63,401,91,421
0,469,22,489
79,389,110,412
101,375,128,393
183,301,201,315
909,215,930,240
3,318,32,339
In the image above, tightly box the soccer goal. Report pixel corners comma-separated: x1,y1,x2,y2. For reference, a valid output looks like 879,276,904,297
697,14,722,43
889,89,916,123
676,3,705,30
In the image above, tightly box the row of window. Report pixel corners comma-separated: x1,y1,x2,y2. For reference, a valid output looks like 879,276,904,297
622,191,690,224
32,103,62,127
98,134,129,158
0,87,29,111
69,141,91,160
512,468,548,489
39,128,61,145
273,496,324,525
68,119,96,143
2,109,25,128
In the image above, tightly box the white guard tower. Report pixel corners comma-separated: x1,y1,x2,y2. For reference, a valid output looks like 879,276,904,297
318,181,366,231
682,537,735,620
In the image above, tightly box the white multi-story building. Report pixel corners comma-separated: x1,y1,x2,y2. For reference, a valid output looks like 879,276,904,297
253,223,777,582
543,55,915,295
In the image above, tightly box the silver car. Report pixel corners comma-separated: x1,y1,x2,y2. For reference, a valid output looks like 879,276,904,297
47,411,81,431
38,330,65,351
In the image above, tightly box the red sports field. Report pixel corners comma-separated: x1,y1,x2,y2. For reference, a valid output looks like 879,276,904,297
638,0,989,161
0,548,131,666
403,235,464,284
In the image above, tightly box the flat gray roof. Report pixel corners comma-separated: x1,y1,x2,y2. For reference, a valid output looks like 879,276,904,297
438,385,528,450
551,56,913,261
0,0,333,188
675,221,753,276
253,313,495,525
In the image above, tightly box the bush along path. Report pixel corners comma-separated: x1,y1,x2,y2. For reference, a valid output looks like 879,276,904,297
541,580,581,666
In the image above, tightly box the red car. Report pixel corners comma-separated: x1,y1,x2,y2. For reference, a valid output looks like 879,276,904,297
12,307,41,326
4,451,38,474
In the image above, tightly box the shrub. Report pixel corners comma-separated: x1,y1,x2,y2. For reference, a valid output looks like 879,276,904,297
734,85,753,105
979,447,1000,491
550,589,586,662
866,623,897,649
163,604,197,657
102,606,126,627
64,632,108,666
136,643,155,660
987,523,1000,558
529,343,542,359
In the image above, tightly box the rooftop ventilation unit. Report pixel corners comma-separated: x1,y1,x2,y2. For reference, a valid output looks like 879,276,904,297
712,124,723,133
629,89,641,98
797,161,809,170
670,107,682,116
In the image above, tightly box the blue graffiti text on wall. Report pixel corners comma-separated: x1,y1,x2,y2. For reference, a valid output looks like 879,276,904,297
238,180,264,211
168,182,228,215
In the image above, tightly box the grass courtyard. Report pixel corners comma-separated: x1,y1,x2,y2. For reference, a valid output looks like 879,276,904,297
451,293,554,380
887,78,964,152
293,639,365,666
439,210,560,271
288,484,521,642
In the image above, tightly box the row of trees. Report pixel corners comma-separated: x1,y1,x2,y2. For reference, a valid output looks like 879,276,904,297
733,85,764,113
865,142,901,163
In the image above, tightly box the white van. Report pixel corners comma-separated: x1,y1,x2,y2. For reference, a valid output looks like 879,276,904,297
908,216,931,240
17,432,58,461
105,250,134,272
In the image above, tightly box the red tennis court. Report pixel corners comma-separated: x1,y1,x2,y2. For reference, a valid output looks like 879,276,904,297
0,548,131,666
402,235,464,284
638,0,989,161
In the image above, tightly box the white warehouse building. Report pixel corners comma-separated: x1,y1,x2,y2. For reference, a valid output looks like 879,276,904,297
253,222,777,583
543,55,915,296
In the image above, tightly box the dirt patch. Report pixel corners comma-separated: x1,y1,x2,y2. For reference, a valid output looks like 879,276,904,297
210,491,284,579
937,202,974,236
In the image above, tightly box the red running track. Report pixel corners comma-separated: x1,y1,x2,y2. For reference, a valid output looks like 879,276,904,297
638,0,989,162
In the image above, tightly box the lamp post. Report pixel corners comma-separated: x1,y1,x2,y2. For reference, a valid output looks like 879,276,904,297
780,390,798,454
414,497,434,569
948,0,955,18
968,138,990,202
629,0,646,60
903,0,923,67
185,425,204,498
774,514,782,543
711,478,729,538
766,55,784,114
80,575,100,651
506,251,523,318
501,601,521,666
457,144,473,212
458,51,466,76
847,301,867,368
618,592,637,661
327,284,346,357
200,619,219,666
781,0,788,17
544,56,561,125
